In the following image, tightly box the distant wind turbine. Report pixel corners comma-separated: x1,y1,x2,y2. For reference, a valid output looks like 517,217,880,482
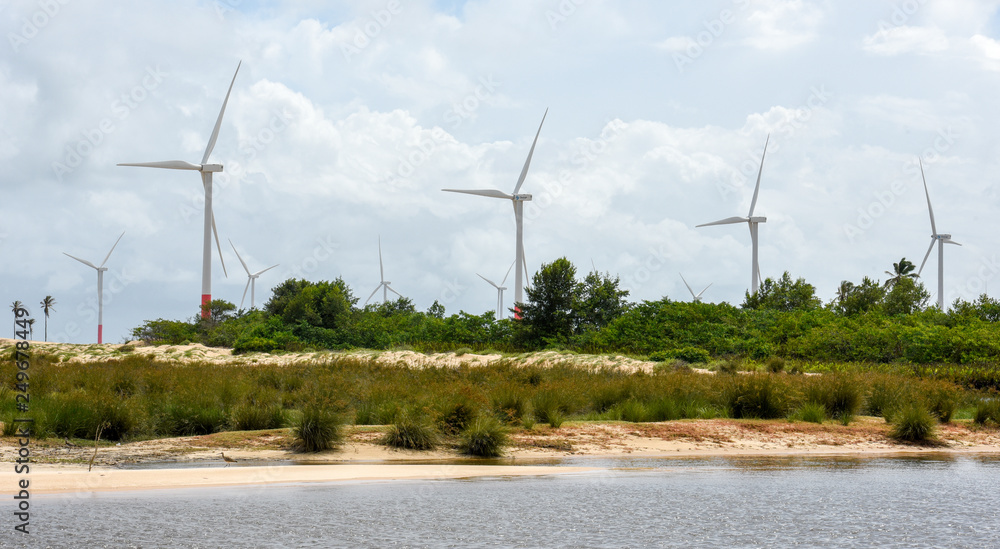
916,159,961,310
443,108,548,317
478,261,515,321
697,134,769,295
679,273,712,303
63,231,125,344
229,239,278,310
365,237,403,305
118,61,241,318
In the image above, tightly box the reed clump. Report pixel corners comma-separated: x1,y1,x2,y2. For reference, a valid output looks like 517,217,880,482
458,417,508,457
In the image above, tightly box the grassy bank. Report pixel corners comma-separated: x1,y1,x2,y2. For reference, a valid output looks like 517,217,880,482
3,348,998,452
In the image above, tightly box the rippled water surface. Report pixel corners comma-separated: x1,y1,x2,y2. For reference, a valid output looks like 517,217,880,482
12,455,1000,548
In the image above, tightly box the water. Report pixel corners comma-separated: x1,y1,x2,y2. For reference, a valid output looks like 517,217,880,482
9,455,1000,548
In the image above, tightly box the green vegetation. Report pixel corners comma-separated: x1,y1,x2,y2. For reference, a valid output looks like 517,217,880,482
889,404,938,444
459,417,508,457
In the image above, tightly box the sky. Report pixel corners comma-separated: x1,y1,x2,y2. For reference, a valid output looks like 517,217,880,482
4,0,1000,344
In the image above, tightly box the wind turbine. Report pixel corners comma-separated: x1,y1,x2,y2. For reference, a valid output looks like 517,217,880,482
478,261,515,321
118,61,241,318
679,273,712,303
916,159,961,310
697,134,769,295
63,231,125,344
443,108,548,317
229,239,278,310
365,236,403,305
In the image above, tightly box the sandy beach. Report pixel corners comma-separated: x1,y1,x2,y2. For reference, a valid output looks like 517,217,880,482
4,417,998,494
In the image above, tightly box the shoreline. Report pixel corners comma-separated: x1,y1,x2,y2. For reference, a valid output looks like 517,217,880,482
4,417,998,494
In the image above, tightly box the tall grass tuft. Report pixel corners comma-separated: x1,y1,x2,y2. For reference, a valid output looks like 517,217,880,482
720,374,790,419
292,405,344,452
889,404,937,444
459,417,508,457
973,399,1000,427
382,412,438,450
793,402,826,424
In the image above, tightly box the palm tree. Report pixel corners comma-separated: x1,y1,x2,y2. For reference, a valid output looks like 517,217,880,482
27,319,35,340
836,280,855,305
10,300,25,337
884,258,918,289
40,296,56,342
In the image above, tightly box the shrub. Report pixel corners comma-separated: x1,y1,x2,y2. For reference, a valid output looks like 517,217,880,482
766,357,786,373
650,347,710,364
865,377,904,419
721,374,789,419
491,388,530,425
925,385,960,423
459,417,508,457
794,402,826,424
438,401,477,436
889,405,937,443
973,399,1000,426
382,413,438,450
618,399,651,423
293,406,343,452
229,402,286,431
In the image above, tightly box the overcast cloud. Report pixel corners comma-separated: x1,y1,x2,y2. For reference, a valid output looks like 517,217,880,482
3,0,1000,343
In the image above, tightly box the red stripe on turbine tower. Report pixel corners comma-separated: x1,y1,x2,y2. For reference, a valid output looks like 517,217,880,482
202,294,212,318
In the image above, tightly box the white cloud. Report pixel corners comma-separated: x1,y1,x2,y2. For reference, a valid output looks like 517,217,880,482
743,0,825,51
862,25,949,56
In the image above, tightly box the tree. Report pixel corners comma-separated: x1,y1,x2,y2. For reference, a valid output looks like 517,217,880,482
40,295,56,342
742,272,820,312
517,258,579,346
11,300,25,337
882,276,929,315
831,277,885,316
27,318,35,340
884,257,918,289
574,270,630,333
427,300,446,319
266,278,357,330
200,299,236,326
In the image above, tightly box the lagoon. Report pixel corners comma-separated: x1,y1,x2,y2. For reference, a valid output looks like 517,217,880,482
13,454,1000,548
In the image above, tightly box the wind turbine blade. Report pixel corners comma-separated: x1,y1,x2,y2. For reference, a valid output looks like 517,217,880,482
696,216,748,228
202,60,241,164
63,252,98,270
378,236,385,282
501,260,515,286
697,283,713,298
365,285,381,306
919,158,937,235
99,231,126,268
387,285,403,298
478,273,501,290
253,264,279,276
748,134,769,217
229,238,251,275
212,213,227,278
118,161,203,170
917,238,935,276
944,239,962,246
240,279,251,310
442,188,512,200
679,273,696,299
513,108,548,195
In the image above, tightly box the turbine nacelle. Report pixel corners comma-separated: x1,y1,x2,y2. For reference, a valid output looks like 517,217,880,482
203,164,224,172
513,194,532,202
749,216,767,223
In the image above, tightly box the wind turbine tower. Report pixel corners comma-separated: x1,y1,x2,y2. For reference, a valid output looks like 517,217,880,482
444,109,548,316
365,236,403,305
63,231,125,344
697,134,769,295
118,62,241,318
916,159,961,310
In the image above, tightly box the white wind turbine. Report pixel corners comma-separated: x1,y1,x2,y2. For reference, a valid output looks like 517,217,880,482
229,239,278,310
916,159,961,310
478,261,515,321
444,108,548,317
63,231,125,344
118,61,241,318
365,237,403,305
679,273,712,303
697,134,769,295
